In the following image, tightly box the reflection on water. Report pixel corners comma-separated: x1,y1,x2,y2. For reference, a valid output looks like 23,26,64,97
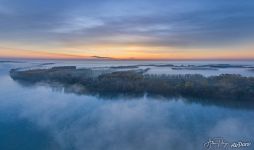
14,79,254,111
0,62,254,150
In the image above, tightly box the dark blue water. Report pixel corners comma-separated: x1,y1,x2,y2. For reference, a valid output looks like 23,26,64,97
0,61,254,150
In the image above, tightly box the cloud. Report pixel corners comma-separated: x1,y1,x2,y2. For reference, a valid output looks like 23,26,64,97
51,17,104,34
0,0,254,50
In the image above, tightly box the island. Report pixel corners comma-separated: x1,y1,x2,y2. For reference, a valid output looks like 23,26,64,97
9,66,254,103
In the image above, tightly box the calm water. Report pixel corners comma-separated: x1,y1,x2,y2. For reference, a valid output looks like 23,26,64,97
0,61,254,150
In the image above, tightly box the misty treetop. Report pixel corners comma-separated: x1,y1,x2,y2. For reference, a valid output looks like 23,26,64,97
10,66,254,101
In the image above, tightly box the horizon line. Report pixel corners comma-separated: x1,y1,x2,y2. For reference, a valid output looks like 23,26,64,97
1,57,254,61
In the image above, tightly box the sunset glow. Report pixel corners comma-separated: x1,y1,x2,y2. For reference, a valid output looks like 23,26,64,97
0,0,254,60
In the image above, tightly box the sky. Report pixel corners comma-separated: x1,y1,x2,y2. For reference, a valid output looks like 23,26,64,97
0,0,254,60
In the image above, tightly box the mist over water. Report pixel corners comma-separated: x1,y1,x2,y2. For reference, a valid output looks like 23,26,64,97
0,61,254,150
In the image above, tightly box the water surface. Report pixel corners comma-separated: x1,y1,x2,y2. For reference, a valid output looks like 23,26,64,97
0,61,254,150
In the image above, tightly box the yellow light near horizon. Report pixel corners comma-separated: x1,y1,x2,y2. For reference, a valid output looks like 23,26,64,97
1,44,254,60
63,43,254,60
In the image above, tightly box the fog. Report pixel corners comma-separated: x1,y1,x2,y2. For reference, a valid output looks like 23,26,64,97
0,62,254,150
